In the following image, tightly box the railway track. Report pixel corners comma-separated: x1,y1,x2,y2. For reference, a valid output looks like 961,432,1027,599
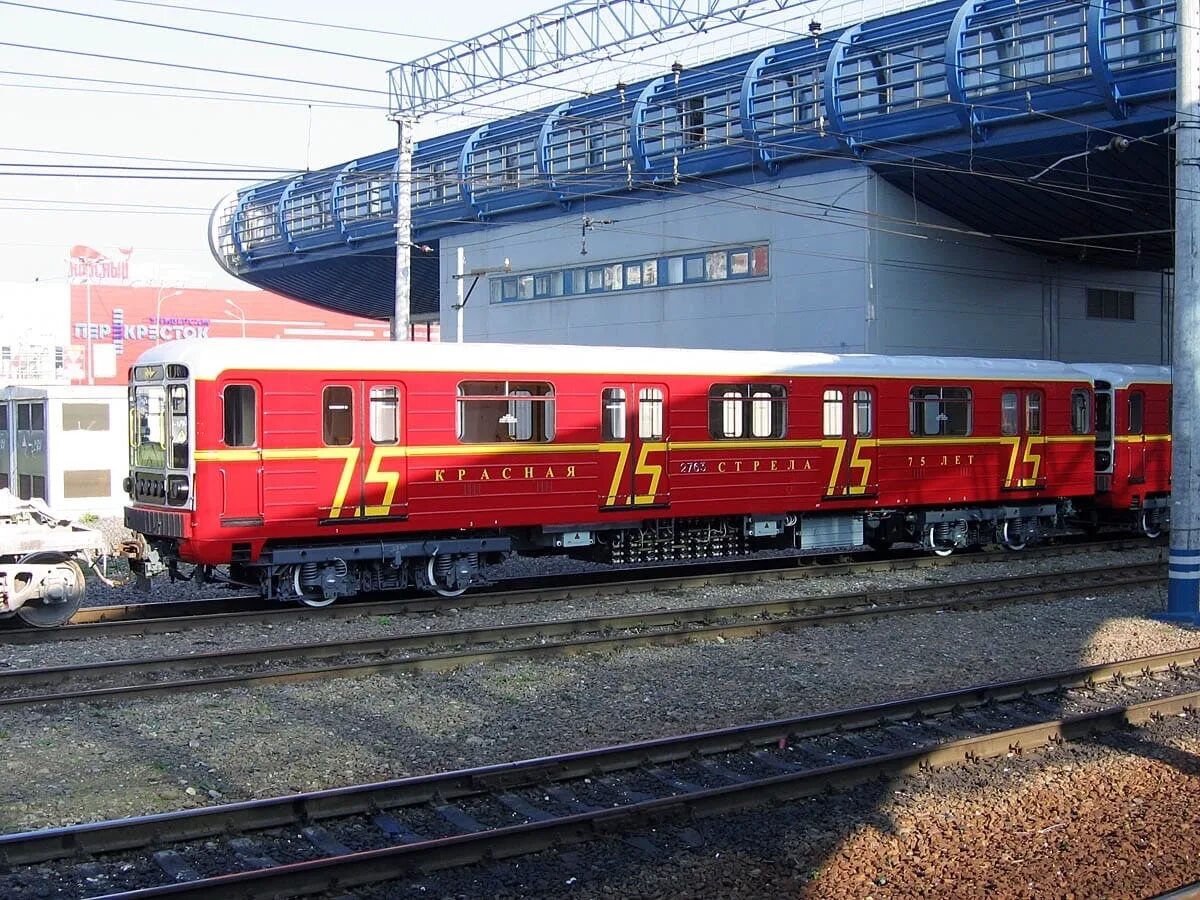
2,647,1196,898
0,560,1165,709
2,535,1160,644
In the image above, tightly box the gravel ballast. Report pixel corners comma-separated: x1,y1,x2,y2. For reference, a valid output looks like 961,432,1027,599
1,543,1197,897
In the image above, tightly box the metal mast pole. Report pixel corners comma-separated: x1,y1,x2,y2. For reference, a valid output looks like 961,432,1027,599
391,117,414,341
1164,0,1200,623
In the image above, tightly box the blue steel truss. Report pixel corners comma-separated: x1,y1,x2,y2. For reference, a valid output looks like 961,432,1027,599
218,0,1179,318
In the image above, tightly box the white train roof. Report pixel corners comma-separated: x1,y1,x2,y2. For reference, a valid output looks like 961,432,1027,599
1069,363,1172,389
133,339,1106,384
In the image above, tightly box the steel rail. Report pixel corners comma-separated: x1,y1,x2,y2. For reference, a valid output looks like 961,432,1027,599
3,645,1197,869
0,563,1165,709
2,536,1156,644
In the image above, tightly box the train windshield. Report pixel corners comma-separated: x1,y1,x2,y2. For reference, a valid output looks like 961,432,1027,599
131,383,189,469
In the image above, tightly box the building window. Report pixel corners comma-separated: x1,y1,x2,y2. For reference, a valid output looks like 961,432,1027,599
910,387,972,436
1087,288,1135,320
458,381,555,443
491,244,770,303
222,385,256,448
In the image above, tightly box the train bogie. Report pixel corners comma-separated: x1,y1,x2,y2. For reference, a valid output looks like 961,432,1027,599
0,489,106,627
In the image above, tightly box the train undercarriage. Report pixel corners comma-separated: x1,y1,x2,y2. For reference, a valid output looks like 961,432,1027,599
131,495,1153,609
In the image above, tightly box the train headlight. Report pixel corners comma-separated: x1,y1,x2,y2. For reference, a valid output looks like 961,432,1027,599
167,475,190,506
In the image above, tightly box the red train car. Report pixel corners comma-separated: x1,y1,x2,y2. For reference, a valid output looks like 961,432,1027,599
122,340,1098,604
1073,364,1172,537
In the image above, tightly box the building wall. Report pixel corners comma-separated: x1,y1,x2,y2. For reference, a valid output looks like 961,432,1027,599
442,170,872,352
869,176,1166,362
439,169,1167,366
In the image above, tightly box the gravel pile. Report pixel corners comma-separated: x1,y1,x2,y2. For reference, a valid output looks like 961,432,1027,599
1,536,1196,898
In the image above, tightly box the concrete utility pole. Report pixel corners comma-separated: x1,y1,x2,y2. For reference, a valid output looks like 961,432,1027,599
1163,0,1200,623
391,117,414,341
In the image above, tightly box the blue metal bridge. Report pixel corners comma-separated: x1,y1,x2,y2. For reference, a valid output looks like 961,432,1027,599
210,0,1179,320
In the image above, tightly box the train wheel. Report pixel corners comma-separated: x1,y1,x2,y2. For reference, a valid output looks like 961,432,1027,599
926,525,955,558
1000,520,1027,552
14,554,85,628
292,567,336,608
1140,509,1164,540
426,555,469,598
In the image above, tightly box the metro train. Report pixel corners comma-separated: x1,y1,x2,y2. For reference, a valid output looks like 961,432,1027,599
119,340,1171,607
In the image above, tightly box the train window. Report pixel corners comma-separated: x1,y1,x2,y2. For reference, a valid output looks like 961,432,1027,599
853,390,873,437
710,383,786,439
168,385,188,468
323,386,354,446
0,405,6,430
1025,392,1043,435
17,402,45,431
823,390,843,437
458,381,555,443
909,387,972,437
370,386,399,445
1071,390,1091,434
1128,391,1144,434
639,388,664,440
602,389,626,441
222,385,256,448
1001,392,1019,436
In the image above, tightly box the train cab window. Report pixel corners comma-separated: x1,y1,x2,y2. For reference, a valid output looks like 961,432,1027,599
457,380,555,443
1071,389,1091,434
602,388,626,441
1001,392,1018,436
16,402,44,431
168,385,188,468
823,390,843,437
0,405,7,430
1025,392,1043,435
370,386,399,445
222,384,256,448
639,388,664,440
1128,391,1144,435
910,387,971,437
710,383,786,439
323,386,354,446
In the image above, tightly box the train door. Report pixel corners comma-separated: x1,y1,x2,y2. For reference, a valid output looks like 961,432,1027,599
821,386,878,498
1126,389,1146,484
1093,383,1115,488
599,384,670,509
321,383,407,520
218,382,263,524
1000,388,1048,490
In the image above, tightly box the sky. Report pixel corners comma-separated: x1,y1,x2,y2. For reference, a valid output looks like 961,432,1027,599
1,0,905,291
1,0,545,288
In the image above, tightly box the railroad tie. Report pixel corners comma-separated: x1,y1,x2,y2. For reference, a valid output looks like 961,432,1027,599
542,785,603,813
152,849,203,882
433,802,487,834
644,766,705,794
371,813,425,844
227,837,280,869
696,758,753,783
300,825,352,856
596,775,657,804
496,792,557,822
